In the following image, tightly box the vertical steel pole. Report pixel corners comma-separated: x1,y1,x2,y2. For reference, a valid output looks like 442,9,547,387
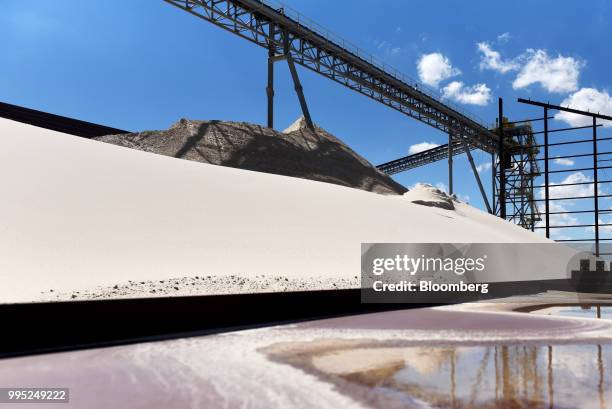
267,51,275,128
448,132,453,195
593,116,600,256
498,98,506,219
266,23,275,129
544,107,550,239
492,152,496,215
530,176,535,232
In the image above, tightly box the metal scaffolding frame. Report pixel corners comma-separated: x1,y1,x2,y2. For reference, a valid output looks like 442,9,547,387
517,98,612,256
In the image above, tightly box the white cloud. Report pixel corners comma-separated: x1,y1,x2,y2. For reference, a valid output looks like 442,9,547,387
497,32,511,43
555,88,612,127
417,53,461,87
535,172,609,239
554,157,575,166
477,42,519,74
545,172,595,200
548,202,578,226
476,162,492,173
408,141,440,154
535,200,578,236
512,49,583,93
441,81,492,106
395,27,402,33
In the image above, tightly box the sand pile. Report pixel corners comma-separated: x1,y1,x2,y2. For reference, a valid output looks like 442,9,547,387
1,117,560,303
94,117,406,195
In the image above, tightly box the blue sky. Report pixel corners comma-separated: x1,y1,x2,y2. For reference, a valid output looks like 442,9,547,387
2,0,612,240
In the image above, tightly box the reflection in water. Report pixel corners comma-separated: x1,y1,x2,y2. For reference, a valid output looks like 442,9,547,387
534,305,611,320
298,343,610,409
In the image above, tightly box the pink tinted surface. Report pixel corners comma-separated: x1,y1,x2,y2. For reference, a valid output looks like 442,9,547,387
1,307,611,408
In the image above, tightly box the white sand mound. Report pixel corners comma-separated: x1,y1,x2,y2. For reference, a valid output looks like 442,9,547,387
0,118,558,303
402,183,456,210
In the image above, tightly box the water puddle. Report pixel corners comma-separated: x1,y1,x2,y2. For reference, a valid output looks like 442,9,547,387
265,341,611,409
533,305,612,320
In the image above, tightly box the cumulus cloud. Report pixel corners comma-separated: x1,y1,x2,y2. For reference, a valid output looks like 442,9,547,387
554,157,575,166
417,53,461,87
535,201,578,236
476,162,492,173
534,173,593,234
555,88,612,127
534,172,603,236
512,49,583,93
477,42,519,74
545,172,595,200
441,81,492,106
408,141,440,154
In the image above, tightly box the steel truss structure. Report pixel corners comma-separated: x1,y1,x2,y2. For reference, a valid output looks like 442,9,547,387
376,140,473,174
163,0,504,153
493,120,541,230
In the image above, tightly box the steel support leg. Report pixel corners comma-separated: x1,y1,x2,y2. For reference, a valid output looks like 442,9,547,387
266,23,275,129
267,49,274,129
543,108,550,239
286,55,314,130
498,98,506,219
448,132,453,195
458,135,492,213
593,116,600,256
491,152,496,214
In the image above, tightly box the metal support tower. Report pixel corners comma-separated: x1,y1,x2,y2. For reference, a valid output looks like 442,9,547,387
266,22,313,129
493,121,540,230
266,51,314,130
